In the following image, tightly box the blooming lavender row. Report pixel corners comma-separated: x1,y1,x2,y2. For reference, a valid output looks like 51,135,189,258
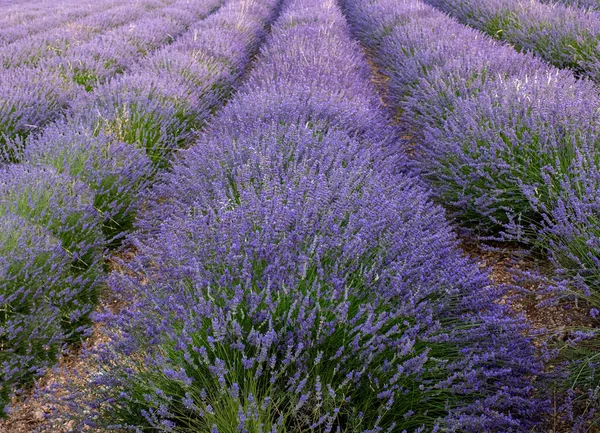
57,0,547,430
0,0,170,69
1,0,283,416
539,0,600,11
0,0,34,8
341,0,600,285
0,0,219,159
50,0,222,90
21,0,280,241
423,0,600,83
0,213,73,416
0,0,172,154
342,0,600,423
0,0,123,45
0,164,105,416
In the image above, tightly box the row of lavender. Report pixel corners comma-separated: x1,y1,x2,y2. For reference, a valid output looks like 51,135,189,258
421,0,600,83
342,0,600,425
0,0,219,155
0,0,282,416
0,0,123,45
54,0,547,430
539,0,600,10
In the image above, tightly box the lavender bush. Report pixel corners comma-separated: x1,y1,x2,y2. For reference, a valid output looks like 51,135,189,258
0,164,104,302
57,0,548,431
0,67,70,160
0,213,72,416
420,70,600,231
65,0,281,169
0,0,165,69
0,0,196,156
52,0,221,91
67,126,546,432
423,0,600,83
0,163,104,364
0,164,104,415
0,0,121,44
22,121,153,241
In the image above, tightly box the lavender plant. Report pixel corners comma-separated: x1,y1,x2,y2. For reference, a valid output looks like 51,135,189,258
0,0,165,69
0,164,104,323
66,124,546,432
65,0,282,168
419,70,600,231
52,0,221,91
0,213,73,416
0,0,121,44
0,67,70,160
0,0,202,156
22,121,153,241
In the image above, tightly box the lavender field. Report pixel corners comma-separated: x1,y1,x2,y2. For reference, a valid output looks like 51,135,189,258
2,0,600,431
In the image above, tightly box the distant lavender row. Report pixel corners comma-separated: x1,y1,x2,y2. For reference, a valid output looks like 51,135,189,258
56,0,547,430
0,0,177,153
342,0,600,424
0,0,219,158
0,0,170,68
21,0,279,240
422,0,600,83
0,0,62,21
539,0,600,10
1,0,284,416
0,0,34,8
0,0,122,45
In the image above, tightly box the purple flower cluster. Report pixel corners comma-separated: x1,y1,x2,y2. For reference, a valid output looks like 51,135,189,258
423,0,600,83
1,0,283,415
61,0,547,431
0,0,166,68
0,0,122,45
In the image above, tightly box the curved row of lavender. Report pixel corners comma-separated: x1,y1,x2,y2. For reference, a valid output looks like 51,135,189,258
422,0,600,83
341,0,600,425
55,0,548,431
0,0,283,416
0,0,222,156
